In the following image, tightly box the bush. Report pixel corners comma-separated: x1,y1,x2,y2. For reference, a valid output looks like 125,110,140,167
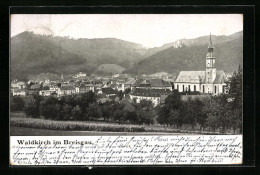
10,96,25,111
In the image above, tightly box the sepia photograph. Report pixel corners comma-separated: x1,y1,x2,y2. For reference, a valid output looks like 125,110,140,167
9,14,243,137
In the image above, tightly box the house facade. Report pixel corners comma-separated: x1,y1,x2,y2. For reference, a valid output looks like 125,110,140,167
57,86,76,97
11,81,26,89
129,79,172,106
12,89,26,96
174,34,228,95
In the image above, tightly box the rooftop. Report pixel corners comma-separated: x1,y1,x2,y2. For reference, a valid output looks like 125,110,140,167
175,71,205,83
102,87,117,95
133,78,172,87
131,88,172,97
60,86,75,90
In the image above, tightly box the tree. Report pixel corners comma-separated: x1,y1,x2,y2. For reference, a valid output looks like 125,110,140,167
194,99,207,131
24,94,42,118
156,105,169,126
138,99,153,112
168,109,181,128
71,105,82,121
62,104,73,120
118,90,124,100
203,95,231,133
137,110,154,125
41,103,62,120
100,101,114,122
10,96,25,111
156,91,183,126
85,103,102,121
78,91,96,115
164,92,182,110
113,109,125,124
125,111,138,124
228,65,242,133
24,100,40,118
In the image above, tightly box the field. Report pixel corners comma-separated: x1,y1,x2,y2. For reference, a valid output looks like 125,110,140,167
10,112,225,136
10,126,182,136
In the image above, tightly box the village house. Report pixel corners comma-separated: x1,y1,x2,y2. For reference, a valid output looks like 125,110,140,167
12,89,27,96
49,83,59,92
174,34,228,95
101,87,117,97
131,78,172,91
74,72,87,78
57,85,76,97
75,83,94,94
129,88,172,106
39,90,53,96
30,83,41,90
11,81,26,89
85,83,95,92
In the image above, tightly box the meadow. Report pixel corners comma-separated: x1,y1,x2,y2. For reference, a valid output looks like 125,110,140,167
10,112,225,136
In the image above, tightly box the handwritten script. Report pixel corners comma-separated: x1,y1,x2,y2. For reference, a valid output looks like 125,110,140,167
10,135,242,165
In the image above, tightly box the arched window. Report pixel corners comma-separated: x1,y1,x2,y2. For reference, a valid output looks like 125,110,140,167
202,85,205,93
215,86,217,94
194,85,196,91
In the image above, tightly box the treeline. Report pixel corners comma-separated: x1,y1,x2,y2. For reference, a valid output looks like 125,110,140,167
11,91,155,125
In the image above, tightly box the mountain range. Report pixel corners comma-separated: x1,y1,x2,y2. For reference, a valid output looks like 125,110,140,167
10,31,243,80
125,31,243,75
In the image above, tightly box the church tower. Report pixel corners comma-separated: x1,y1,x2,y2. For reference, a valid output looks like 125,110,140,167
205,33,216,83
61,73,64,82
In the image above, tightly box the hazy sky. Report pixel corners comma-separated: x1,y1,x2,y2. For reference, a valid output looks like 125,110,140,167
11,14,243,48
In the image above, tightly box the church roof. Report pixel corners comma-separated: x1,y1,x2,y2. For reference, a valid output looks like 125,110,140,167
175,70,226,84
175,71,205,83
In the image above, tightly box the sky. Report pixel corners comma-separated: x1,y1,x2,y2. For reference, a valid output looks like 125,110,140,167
11,14,243,48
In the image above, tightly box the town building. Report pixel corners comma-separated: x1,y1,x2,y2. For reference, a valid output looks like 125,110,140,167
74,72,87,78
49,83,59,92
39,90,53,96
101,87,117,97
12,89,26,96
131,79,172,91
57,85,76,97
129,88,172,106
30,84,41,90
174,34,228,95
11,81,26,89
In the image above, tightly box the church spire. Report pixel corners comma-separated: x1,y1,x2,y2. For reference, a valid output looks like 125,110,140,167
208,33,213,49
61,73,64,82
208,33,214,54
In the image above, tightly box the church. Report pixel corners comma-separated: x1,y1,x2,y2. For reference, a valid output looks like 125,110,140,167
174,34,228,95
